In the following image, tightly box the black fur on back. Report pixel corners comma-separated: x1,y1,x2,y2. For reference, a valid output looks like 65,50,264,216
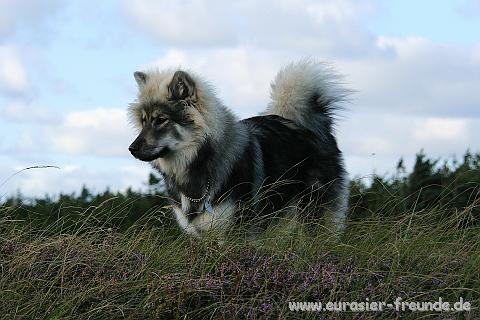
209,115,345,223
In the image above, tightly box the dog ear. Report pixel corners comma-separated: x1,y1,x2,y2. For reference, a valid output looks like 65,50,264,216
168,70,196,100
134,71,148,88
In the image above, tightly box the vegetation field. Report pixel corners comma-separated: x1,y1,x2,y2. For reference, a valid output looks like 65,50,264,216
1,151,479,319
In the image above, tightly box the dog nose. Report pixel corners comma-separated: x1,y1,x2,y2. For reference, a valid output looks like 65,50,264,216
129,144,139,155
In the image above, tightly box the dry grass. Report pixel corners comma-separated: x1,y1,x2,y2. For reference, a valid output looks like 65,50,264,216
0,198,479,319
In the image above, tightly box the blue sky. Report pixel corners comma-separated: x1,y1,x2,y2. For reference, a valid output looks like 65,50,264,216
369,0,480,45
0,0,479,197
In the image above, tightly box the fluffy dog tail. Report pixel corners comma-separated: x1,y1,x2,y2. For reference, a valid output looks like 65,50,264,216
266,59,348,137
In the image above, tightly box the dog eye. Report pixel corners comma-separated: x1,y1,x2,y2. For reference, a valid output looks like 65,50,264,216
154,117,168,126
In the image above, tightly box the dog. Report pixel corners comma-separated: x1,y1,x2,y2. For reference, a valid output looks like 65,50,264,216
128,60,349,238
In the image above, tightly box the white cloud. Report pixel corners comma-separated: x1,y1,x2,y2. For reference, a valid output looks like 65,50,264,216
49,108,136,157
0,100,56,123
150,48,281,114
0,160,150,198
15,131,42,152
122,0,236,46
148,35,480,121
123,0,377,55
0,45,29,94
1,107,136,160
0,0,62,38
339,115,478,157
336,36,480,118
339,115,480,177
128,0,479,119
414,118,467,142
0,128,49,160
0,0,63,97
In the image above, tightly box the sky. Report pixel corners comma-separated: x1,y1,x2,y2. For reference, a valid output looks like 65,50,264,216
0,0,479,198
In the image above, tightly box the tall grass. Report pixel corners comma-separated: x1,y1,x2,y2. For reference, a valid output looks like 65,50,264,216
0,191,479,319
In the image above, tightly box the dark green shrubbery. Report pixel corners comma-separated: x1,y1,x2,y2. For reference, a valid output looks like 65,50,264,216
1,172,173,235
350,150,480,223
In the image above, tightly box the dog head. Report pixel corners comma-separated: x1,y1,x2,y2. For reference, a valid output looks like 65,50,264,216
128,69,210,162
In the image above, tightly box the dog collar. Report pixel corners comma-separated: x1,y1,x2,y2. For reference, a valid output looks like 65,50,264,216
183,179,210,203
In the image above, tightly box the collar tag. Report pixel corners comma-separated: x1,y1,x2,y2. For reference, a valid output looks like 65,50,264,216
204,201,214,214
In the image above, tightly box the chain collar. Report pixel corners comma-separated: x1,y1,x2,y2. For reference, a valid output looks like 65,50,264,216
183,180,210,203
